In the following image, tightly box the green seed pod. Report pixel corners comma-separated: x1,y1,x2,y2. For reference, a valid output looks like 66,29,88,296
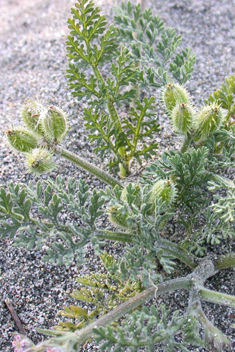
195,103,225,140
6,127,39,152
171,102,195,135
108,205,129,229
162,83,190,114
21,99,45,136
121,183,142,208
42,105,68,142
149,179,176,213
25,148,56,175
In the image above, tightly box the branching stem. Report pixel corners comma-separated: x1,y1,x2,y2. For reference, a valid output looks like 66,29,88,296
214,252,235,270
55,147,123,188
198,284,235,307
70,276,192,346
92,61,130,177
160,238,198,269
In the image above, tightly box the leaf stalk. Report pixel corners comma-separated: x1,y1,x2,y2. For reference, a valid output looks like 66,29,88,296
55,146,123,188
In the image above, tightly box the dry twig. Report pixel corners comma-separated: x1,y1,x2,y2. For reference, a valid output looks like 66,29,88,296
5,299,27,335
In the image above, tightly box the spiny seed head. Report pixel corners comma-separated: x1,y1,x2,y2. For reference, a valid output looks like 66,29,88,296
6,127,39,152
162,83,190,114
149,179,176,213
171,102,195,135
108,205,129,229
121,183,142,208
25,148,56,175
195,103,225,140
42,106,68,142
21,99,46,136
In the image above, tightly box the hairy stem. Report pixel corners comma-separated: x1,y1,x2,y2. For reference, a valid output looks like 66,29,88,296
36,259,229,350
70,276,192,346
106,100,130,177
92,65,130,177
97,229,133,243
97,230,198,268
180,133,193,153
82,22,130,178
214,252,235,270
55,146,123,188
119,160,129,178
160,238,198,269
198,284,235,307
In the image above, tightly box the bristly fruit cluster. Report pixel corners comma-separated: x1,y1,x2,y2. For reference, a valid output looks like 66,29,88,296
5,0,198,182
3,1,235,352
6,99,68,175
161,82,226,153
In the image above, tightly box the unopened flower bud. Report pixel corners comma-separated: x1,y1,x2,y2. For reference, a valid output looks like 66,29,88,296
108,205,129,228
6,127,39,152
171,102,195,135
25,148,56,175
195,103,225,140
162,83,190,114
149,179,176,213
21,99,45,136
42,106,68,142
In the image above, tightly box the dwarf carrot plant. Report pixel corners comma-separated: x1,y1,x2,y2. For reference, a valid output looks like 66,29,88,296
65,0,195,177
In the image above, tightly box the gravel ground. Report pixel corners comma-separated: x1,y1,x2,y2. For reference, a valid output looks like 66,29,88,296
1,0,235,351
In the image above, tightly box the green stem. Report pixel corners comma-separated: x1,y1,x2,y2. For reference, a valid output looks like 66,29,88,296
97,230,197,269
98,229,197,268
180,133,193,153
196,305,231,350
91,65,120,128
37,259,231,349
37,277,191,349
55,147,123,189
131,99,151,156
196,304,212,327
91,66,119,125
198,284,235,307
74,7,130,177
97,229,133,243
106,99,130,177
214,252,235,270
92,65,130,177
70,276,192,346
160,238,197,269
130,3,142,108
119,160,129,178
